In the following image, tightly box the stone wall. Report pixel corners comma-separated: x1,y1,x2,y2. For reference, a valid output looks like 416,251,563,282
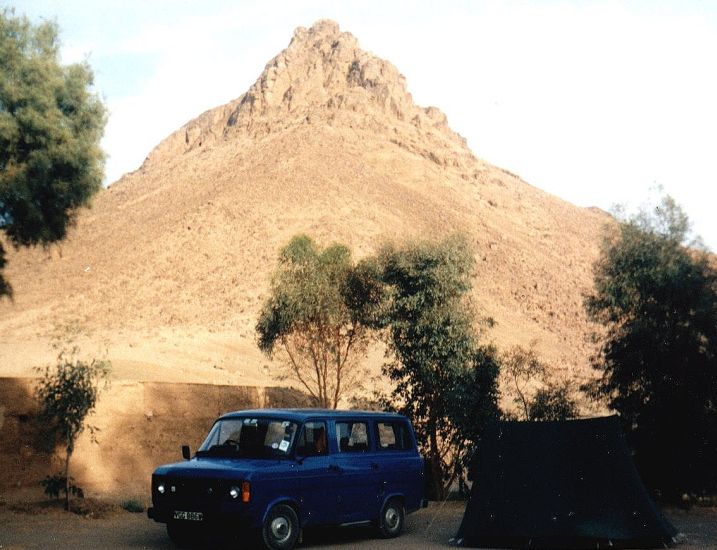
0,377,309,498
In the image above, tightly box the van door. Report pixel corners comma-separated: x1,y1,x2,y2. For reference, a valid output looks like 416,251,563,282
374,420,424,511
333,420,381,522
294,421,341,526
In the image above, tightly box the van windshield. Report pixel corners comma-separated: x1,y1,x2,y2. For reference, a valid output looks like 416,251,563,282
196,417,298,459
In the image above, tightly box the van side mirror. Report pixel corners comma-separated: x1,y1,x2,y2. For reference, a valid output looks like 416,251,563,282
182,445,191,460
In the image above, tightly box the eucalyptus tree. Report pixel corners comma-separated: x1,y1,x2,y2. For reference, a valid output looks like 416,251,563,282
256,235,383,408
378,235,499,499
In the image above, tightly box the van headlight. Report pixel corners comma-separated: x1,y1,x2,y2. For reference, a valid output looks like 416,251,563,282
157,483,166,494
228,482,251,502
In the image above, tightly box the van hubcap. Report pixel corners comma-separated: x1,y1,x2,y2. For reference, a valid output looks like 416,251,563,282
271,517,290,541
385,507,399,529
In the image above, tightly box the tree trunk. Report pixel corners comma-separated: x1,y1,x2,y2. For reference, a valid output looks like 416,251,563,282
514,375,530,420
64,437,71,511
427,413,445,500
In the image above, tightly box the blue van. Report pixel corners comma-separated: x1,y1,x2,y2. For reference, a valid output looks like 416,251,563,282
148,409,426,549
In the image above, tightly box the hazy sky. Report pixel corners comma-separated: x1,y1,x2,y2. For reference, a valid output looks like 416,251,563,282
16,0,717,249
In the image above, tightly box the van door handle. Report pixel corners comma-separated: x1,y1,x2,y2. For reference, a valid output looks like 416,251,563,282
371,462,379,470
328,464,342,473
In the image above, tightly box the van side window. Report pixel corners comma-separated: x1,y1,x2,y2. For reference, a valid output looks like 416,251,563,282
376,421,411,451
296,421,328,456
336,421,369,452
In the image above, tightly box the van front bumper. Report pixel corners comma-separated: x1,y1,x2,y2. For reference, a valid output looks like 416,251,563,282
147,502,253,529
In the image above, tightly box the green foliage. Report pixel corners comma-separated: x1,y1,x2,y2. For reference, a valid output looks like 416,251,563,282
40,474,84,500
0,8,106,297
36,349,110,451
35,348,110,510
585,195,717,497
256,235,383,408
377,235,499,499
0,245,9,296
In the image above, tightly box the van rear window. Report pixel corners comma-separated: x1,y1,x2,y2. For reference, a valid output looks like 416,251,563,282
376,421,411,450
336,421,369,452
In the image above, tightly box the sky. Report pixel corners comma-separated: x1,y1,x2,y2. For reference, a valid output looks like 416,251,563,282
14,0,717,250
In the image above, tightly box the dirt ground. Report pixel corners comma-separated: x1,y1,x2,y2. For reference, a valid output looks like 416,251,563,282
1,500,716,550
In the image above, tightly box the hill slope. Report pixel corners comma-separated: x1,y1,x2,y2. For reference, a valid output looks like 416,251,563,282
0,20,608,392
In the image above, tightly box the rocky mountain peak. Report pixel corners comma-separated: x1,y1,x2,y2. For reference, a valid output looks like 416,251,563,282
252,18,409,120
143,20,475,172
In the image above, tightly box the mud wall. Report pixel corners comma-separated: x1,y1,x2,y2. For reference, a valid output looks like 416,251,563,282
0,377,309,498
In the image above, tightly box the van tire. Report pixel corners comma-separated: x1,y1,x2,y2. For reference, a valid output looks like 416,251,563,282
262,504,300,550
378,497,405,538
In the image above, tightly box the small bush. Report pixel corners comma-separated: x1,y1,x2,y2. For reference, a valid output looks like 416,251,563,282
121,499,145,513
40,474,84,500
35,348,110,510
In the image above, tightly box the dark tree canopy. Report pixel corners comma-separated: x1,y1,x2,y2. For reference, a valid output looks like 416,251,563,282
378,235,499,499
528,382,579,422
256,235,382,408
0,9,106,296
586,196,717,497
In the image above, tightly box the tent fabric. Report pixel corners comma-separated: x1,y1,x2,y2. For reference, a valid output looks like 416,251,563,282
457,416,677,549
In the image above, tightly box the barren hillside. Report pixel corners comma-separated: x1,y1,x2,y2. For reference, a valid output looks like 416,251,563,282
0,20,609,392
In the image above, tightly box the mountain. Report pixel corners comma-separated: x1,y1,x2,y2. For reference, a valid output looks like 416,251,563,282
0,20,609,392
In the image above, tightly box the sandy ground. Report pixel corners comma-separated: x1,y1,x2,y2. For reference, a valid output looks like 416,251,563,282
0,501,715,550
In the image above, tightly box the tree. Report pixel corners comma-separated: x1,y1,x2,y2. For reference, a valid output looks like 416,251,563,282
445,345,500,495
500,343,578,421
500,343,546,420
256,235,383,408
378,235,499,499
585,195,717,497
0,8,106,297
35,348,110,510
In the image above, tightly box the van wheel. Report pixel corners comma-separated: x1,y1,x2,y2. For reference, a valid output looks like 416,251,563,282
378,498,405,538
262,504,300,550
166,521,204,548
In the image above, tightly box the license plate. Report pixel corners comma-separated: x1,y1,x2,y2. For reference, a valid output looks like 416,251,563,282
173,510,203,521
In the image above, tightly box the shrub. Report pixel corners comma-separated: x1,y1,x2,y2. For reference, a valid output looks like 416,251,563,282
121,499,145,513
40,474,84,500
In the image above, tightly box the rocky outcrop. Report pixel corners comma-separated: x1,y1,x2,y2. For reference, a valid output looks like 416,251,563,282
145,20,475,172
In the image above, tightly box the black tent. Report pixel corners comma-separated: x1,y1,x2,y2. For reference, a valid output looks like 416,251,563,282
456,416,678,549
